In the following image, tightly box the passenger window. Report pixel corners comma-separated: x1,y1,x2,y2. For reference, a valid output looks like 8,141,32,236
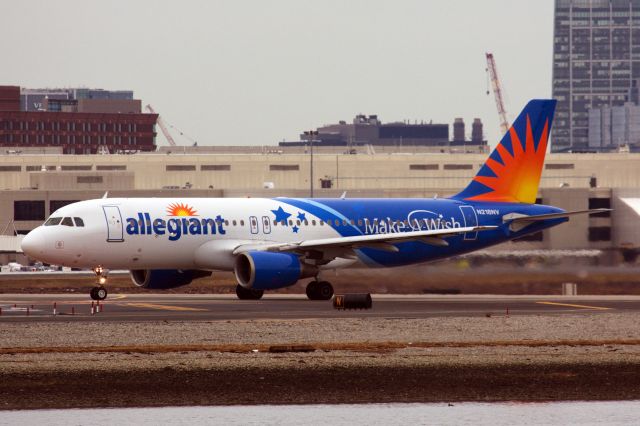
45,217,62,226
61,217,74,227
73,217,85,227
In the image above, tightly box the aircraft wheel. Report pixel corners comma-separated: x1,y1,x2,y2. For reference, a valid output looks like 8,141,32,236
90,287,107,300
236,284,264,300
96,286,108,300
316,281,334,300
306,281,319,300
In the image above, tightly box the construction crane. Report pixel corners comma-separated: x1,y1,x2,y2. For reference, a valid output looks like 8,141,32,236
485,52,509,136
145,104,176,146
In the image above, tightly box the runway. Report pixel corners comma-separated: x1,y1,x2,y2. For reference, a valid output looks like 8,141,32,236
1,293,639,322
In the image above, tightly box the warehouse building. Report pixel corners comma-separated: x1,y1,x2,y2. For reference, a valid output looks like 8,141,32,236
0,151,637,262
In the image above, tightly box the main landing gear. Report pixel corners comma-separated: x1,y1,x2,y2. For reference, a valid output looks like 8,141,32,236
90,266,108,301
306,280,334,300
235,284,264,300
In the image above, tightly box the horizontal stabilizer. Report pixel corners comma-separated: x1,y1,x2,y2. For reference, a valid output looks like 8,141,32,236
503,209,611,232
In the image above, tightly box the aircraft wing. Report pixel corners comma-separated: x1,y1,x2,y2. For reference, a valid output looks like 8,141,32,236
502,208,611,232
233,225,497,255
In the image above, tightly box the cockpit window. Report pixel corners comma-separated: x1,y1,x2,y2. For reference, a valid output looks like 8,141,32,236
60,217,74,226
44,217,62,226
73,217,85,227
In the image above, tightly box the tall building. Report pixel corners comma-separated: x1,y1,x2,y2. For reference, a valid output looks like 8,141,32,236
552,0,640,152
588,80,640,149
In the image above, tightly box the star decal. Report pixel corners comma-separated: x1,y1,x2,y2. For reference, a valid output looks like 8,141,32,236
271,206,292,225
292,225,299,233
296,212,306,222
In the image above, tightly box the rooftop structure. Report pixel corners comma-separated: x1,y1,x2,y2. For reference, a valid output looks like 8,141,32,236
280,114,488,153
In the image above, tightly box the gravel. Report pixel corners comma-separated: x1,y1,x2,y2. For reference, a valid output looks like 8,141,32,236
3,313,640,409
2,313,640,348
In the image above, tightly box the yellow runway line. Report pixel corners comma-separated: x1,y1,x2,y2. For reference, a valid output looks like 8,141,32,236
536,301,611,311
125,302,207,312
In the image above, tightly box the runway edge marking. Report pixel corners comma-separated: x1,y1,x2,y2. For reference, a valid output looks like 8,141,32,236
125,303,207,312
536,301,611,311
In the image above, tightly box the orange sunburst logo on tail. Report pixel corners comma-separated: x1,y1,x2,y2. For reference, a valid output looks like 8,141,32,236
466,116,549,204
166,202,198,216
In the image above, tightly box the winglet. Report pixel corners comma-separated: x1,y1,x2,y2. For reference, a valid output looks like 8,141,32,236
453,99,557,204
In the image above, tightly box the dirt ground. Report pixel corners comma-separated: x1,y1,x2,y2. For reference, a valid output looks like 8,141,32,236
3,360,640,409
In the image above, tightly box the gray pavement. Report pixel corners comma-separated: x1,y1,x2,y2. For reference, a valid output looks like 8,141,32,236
1,293,639,322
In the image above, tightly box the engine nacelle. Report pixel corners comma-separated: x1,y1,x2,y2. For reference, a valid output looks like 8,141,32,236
130,269,211,289
234,251,317,290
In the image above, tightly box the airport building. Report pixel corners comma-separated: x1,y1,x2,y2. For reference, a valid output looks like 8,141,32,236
0,86,157,154
0,151,639,263
552,0,640,152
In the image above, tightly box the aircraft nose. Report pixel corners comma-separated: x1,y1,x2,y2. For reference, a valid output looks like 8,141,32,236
21,229,45,258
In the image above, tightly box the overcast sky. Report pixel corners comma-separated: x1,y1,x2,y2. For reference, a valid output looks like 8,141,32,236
2,0,553,148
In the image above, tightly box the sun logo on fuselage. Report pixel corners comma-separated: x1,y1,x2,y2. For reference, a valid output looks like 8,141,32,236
166,202,198,217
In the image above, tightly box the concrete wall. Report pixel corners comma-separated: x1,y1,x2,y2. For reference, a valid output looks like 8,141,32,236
0,152,638,192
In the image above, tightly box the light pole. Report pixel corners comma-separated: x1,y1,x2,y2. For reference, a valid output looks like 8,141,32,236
304,130,318,198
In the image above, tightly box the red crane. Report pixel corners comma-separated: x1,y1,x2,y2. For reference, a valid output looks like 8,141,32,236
485,53,510,136
145,104,177,146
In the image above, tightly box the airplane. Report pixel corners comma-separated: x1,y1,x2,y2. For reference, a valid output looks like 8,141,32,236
20,99,609,301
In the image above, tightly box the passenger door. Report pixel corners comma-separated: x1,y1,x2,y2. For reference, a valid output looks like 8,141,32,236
102,205,124,242
459,205,478,241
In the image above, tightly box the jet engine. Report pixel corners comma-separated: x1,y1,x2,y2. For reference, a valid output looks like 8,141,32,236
234,251,317,290
130,269,211,289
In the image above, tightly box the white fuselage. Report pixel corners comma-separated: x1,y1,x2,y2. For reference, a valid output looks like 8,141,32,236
21,198,356,271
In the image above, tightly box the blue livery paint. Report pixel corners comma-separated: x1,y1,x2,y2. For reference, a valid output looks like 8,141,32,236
133,269,198,289
277,198,565,267
243,251,303,290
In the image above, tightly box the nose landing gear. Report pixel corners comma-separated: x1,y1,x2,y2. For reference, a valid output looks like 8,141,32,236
90,266,108,301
